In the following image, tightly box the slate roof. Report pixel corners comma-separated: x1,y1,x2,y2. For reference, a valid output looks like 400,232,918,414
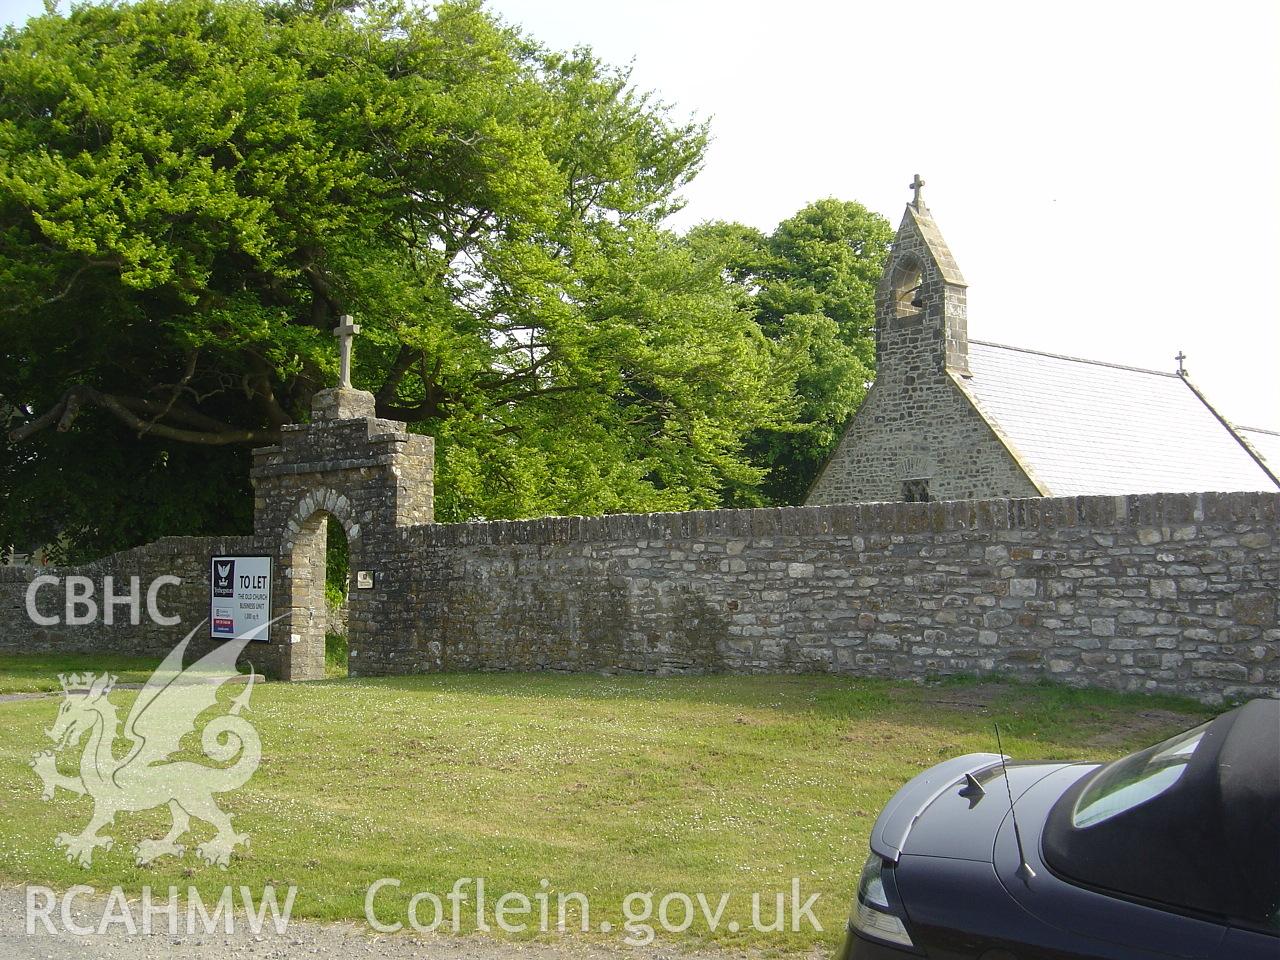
1239,426,1280,471
960,341,1280,496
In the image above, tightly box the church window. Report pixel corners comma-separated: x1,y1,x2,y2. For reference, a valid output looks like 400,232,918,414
902,478,931,503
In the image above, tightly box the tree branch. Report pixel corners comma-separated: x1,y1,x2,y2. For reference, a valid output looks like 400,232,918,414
243,351,291,428
489,383,583,407
9,385,281,445
375,345,420,405
113,395,259,434
141,350,200,433
2,258,120,313
302,260,341,329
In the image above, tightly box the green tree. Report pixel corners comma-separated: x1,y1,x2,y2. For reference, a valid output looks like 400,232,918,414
688,199,892,504
0,0,787,557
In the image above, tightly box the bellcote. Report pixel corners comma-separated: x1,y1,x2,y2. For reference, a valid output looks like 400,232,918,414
874,179,970,378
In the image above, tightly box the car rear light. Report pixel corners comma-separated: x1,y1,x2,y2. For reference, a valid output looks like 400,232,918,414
849,851,914,948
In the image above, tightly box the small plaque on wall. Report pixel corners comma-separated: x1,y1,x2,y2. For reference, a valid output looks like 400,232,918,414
356,570,375,589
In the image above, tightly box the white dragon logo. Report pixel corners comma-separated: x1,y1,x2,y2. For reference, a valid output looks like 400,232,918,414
30,625,262,868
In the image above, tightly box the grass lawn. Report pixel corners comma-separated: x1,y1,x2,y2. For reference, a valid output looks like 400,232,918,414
0,655,1214,954
325,632,349,678
0,651,163,694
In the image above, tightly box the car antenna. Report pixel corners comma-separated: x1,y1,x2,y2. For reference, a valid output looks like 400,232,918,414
994,723,1036,882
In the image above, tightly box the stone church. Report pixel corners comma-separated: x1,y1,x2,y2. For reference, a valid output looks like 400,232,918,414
806,182,1280,505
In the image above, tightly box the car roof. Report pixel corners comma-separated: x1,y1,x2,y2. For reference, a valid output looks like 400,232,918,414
1042,698,1280,925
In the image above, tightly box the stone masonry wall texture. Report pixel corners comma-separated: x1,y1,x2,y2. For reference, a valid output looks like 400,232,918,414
366,492,1277,705
806,372,1041,505
0,535,263,661
1,491,1276,704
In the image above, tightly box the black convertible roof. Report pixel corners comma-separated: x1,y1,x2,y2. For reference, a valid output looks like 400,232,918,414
1043,698,1280,925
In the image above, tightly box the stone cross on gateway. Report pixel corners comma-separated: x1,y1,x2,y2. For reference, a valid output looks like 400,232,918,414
334,315,361,389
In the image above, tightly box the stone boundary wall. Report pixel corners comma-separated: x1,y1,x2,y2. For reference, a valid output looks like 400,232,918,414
370,491,1277,704
0,492,1276,704
0,535,258,663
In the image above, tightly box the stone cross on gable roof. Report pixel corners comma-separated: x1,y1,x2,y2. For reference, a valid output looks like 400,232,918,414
910,173,926,209
334,315,361,389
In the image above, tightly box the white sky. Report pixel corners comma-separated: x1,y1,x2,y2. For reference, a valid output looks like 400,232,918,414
5,0,1278,428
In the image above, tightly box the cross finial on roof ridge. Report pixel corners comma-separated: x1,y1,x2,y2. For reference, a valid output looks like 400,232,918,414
1175,350,1187,377
910,173,926,209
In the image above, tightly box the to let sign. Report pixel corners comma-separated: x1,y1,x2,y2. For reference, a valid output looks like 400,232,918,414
210,556,272,642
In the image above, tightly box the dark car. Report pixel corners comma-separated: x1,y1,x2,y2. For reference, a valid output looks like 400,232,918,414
839,698,1279,959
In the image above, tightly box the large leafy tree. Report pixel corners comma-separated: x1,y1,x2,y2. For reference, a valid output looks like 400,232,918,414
687,200,893,505
0,0,787,558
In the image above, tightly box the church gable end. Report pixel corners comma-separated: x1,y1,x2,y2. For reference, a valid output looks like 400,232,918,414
807,179,1040,504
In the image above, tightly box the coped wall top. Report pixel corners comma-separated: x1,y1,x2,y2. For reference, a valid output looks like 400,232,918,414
400,491,1279,548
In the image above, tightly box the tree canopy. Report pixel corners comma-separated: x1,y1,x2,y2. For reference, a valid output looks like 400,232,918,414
687,200,892,505
0,0,889,560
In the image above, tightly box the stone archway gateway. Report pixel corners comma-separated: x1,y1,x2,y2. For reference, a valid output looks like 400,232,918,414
250,379,433,680
279,489,360,681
